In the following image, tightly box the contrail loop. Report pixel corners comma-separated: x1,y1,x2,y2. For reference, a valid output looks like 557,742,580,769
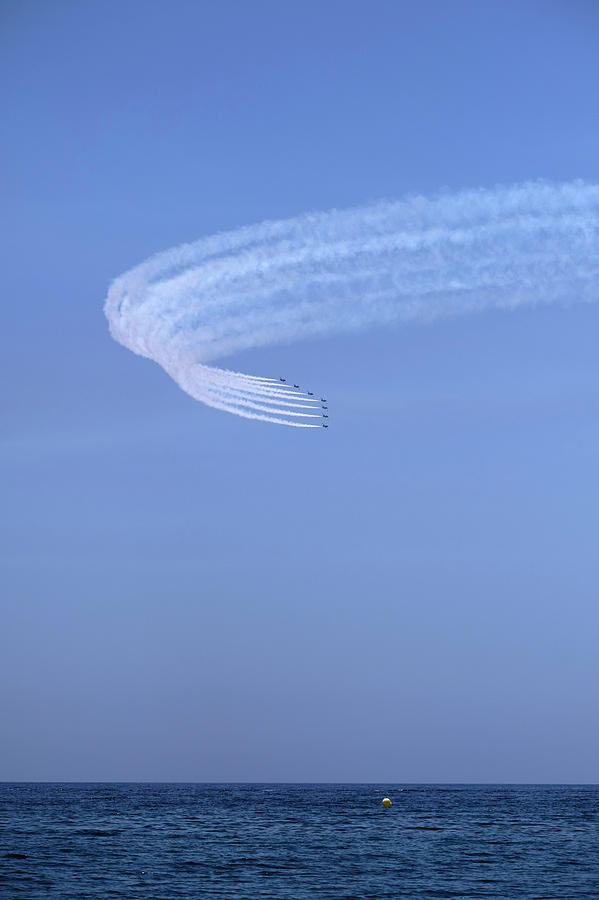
105,180,599,426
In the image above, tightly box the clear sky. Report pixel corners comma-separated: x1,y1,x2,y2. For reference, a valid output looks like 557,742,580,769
2,0,598,782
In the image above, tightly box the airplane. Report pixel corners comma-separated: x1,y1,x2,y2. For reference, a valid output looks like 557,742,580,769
322,414,329,418
293,384,300,388
321,405,328,410
322,423,328,429
307,391,314,396
279,377,286,382
320,397,327,402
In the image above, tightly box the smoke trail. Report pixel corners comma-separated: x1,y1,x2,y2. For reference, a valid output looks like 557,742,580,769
105,180,599,426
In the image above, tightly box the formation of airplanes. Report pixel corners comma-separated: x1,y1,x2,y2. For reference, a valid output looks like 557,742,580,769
279,378,330,430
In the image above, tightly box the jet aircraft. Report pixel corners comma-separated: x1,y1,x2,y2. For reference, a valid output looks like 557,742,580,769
293,384,300,388
322,413,329,418
322,405,328,410
322,423,328,429
307,391,314,396
279,377,286,382
320,397,327,402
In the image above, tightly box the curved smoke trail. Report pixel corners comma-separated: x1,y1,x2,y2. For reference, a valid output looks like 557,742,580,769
105,180,599,426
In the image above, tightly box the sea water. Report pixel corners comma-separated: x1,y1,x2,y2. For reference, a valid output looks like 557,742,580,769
1,783,598,898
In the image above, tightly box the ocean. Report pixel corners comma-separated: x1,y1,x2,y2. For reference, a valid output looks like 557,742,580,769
1,783,597,898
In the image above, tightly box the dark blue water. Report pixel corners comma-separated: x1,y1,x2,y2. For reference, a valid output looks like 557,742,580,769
1,784,598,898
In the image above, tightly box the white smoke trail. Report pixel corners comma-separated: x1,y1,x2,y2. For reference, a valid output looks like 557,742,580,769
105,180,599,426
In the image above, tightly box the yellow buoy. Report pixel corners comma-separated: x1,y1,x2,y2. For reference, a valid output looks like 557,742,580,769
382,797,392,808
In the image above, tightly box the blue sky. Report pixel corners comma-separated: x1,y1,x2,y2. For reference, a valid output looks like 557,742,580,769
2,0,599,782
